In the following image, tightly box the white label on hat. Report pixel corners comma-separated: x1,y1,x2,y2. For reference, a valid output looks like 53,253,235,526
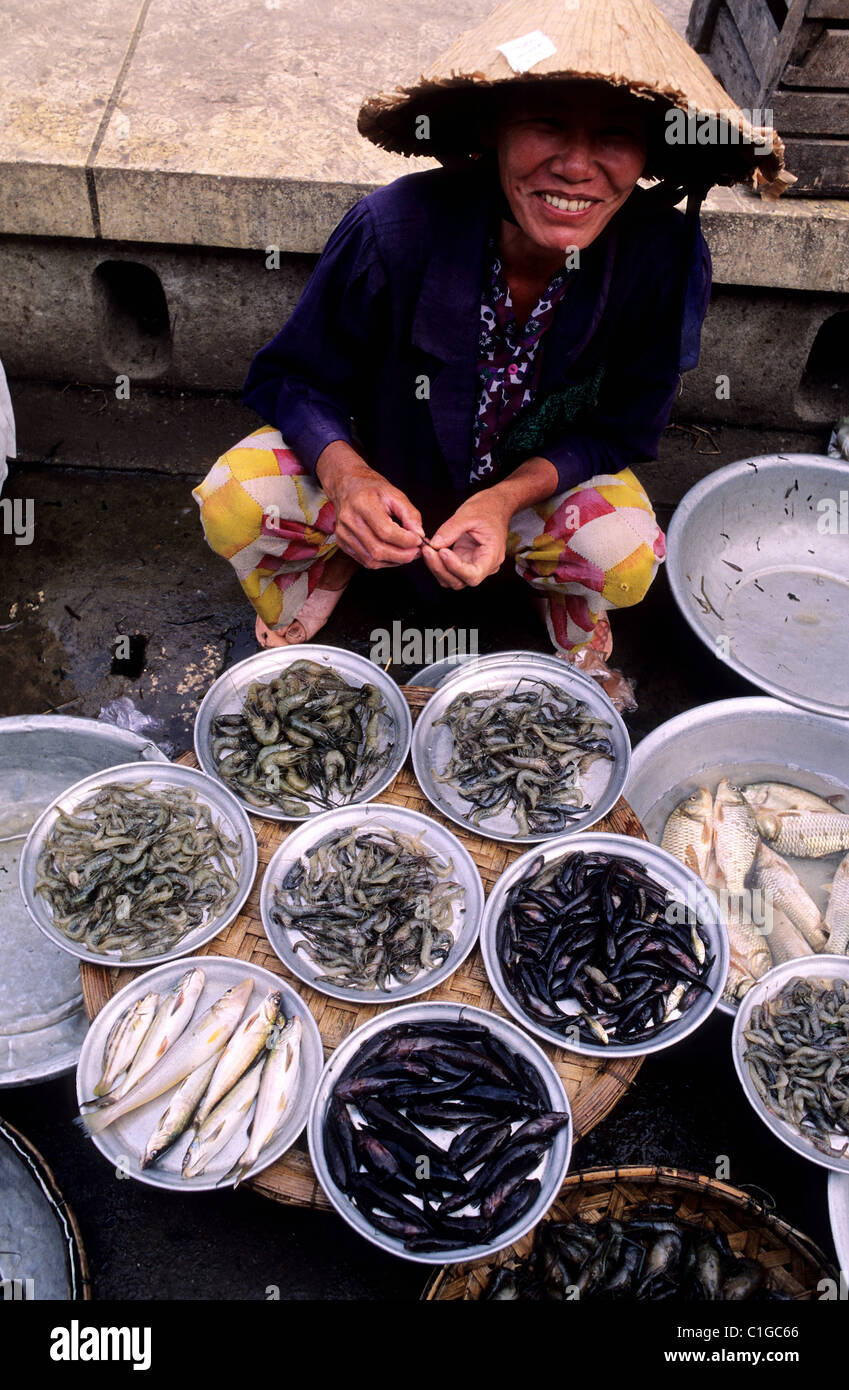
496,30,557,73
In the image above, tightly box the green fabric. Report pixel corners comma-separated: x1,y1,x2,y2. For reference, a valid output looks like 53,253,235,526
494,363,606,473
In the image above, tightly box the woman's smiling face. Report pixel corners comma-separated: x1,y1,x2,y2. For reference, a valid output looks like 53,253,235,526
495,83,649,252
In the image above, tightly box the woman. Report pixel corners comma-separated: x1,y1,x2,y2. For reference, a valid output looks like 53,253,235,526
194,0,786,656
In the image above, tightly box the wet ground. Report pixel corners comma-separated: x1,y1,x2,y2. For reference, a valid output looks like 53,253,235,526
0,451,841,1298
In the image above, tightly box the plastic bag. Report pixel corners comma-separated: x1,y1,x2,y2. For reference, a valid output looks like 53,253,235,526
557,646,638,714
98,696,174,757
827,418,849,462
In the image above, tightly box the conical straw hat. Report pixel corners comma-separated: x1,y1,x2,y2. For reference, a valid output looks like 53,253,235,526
358,0,791,195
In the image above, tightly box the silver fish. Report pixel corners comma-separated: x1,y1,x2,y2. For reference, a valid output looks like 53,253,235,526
723,954,757,1006
713,779,759,895
182,1058,265,1179
826,853,849,954
765,906,814,966
661,788,713,877
742,781,839,816
92,991,159,1099
141,1053,221,1169
706,856,767,1004
754,808,849,859
230,1015,302,1186
193,989,281,1129
724,898,771,984
112,967,206,1100
81,978,253,1135
751,841,828,951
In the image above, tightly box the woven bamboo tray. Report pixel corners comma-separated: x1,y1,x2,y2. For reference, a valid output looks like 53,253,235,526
422,1165,837,1300
80,686,646,1209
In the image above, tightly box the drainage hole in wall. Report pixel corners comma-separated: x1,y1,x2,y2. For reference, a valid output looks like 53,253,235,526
93,260,171,379
796,308,849,420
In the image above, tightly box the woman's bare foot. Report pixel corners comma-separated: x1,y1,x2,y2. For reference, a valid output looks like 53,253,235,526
255,552,359,648
529,592,613,660
256,615,307,648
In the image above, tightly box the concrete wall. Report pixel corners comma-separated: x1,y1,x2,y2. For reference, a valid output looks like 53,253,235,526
0,235,311,391
681,285,849,428
1,232,847,431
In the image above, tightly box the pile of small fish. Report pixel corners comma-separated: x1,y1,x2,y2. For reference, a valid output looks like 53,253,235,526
272,826,461,991
432,679,614,836
743,975,849,1157
496,850,714,1046
210,660,392,814
35,782,241,958
323,1018,570,1253
80,967,301,1182
662,778,849,1005
483,1205,788,1300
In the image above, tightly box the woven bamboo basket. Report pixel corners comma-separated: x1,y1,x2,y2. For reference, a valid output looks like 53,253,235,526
422,1165,837,1300
1,1117,91,1300
80,686,647,1209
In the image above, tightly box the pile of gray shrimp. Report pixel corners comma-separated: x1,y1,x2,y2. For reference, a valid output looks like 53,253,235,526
35,782,240,958
432,679,614,836
271,825,461,991
209,660,392,814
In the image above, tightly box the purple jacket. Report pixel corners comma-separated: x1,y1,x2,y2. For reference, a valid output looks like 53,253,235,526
243,165,711,528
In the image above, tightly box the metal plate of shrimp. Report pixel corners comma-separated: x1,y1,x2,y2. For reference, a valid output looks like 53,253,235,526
827,1171,849,1273
260,803,485,1003
732,956,849,1174
19,763,257,967
0,715,169,1088
411,651,630,844
194,645,412,822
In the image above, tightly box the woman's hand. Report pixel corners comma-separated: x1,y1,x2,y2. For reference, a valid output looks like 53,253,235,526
317,441,424,569
423,491,514,590
424,457,560,590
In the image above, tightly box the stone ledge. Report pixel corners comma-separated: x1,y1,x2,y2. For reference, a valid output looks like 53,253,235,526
8,155,848,294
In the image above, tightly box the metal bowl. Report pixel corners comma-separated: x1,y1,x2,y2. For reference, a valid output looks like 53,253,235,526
1,1116,89,1299
307,1000,572,1264
19,762,257,967
260,803,484,1004
194,644,412,822
480,832,729,1058
410,649,599,693
411,650,630,844
411,653,486,688
0,715,168,1088
666,454,849,719
828,1172,849,1275
626,697,849,1016
732,956,849,1174
75,955,323,1191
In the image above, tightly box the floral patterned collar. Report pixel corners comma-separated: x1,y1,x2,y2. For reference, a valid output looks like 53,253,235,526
472,231,573,483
